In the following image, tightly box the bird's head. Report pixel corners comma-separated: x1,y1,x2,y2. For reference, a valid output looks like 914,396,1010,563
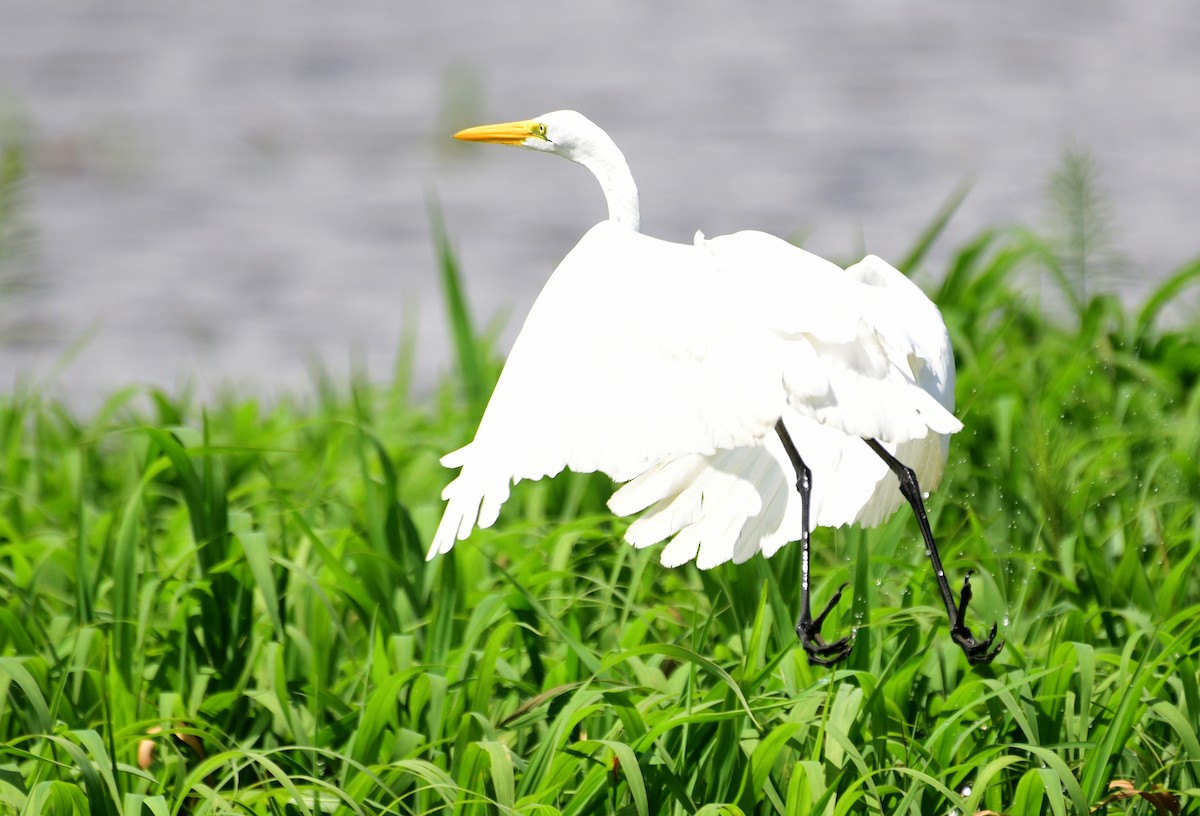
453,110,607,162
452,110,640,230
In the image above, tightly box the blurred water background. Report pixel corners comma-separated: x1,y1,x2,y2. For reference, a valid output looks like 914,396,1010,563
1,1,1198,408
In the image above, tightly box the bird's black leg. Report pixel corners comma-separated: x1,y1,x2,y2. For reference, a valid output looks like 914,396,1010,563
775,420,853,666
863,439,1002,664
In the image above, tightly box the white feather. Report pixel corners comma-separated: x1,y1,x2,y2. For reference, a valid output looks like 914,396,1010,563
431,111,962,569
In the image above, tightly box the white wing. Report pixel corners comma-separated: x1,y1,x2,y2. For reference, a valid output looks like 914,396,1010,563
608,247,960,568
430,222,960,561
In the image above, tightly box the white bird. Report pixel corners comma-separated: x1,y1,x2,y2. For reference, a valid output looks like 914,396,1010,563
431,110,1000,665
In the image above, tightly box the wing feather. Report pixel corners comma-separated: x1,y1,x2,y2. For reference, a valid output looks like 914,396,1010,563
603,241,960,567
432,224,962,565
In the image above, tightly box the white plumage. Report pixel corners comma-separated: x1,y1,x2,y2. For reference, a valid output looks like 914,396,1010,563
430,111,960,571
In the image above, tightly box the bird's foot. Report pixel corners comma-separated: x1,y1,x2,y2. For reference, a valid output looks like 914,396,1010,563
796,582,853,666
950,571,1004,664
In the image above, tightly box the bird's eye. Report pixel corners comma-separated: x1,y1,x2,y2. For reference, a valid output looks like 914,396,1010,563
533,123,548,139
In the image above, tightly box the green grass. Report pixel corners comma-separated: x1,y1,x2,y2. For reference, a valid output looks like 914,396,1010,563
3,191,1200,814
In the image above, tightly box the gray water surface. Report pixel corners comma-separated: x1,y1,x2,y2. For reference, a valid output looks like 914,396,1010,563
2,1,1198,407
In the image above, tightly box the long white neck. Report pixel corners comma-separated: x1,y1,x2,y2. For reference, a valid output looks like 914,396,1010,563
535,111,642,231
577,149,640,231
560,124,640,232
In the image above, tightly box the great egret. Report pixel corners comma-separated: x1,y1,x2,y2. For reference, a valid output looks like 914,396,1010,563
431,110,1000,665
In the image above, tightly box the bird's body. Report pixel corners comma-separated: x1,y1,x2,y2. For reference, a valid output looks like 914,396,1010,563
432,220,958,565
432,110,1000,664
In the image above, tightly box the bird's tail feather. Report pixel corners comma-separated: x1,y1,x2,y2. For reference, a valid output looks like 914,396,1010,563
608,411,952,569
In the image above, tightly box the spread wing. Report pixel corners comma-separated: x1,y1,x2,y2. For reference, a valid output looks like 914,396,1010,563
607,249,959,568
430,222,959,561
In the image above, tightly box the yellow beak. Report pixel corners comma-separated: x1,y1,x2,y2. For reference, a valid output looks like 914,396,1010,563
453,120,540,146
